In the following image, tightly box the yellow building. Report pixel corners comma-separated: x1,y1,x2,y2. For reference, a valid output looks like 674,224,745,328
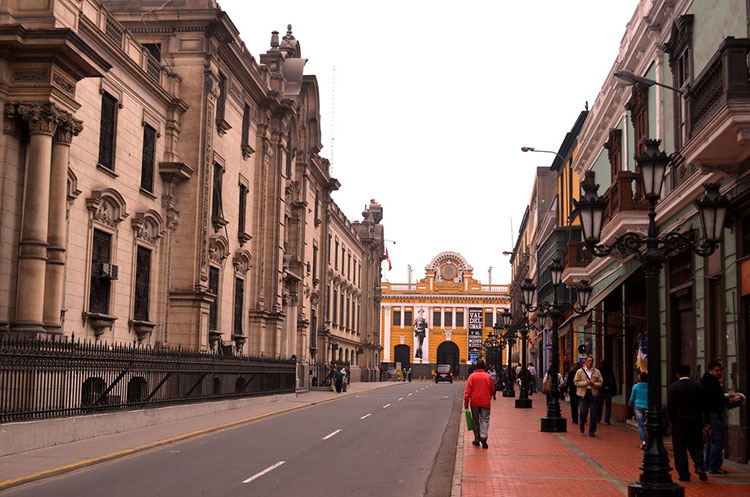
380,252,510,378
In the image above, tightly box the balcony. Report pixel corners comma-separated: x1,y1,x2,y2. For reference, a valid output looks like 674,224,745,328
563,241,592,268
684,37,750,171
601,171,648,227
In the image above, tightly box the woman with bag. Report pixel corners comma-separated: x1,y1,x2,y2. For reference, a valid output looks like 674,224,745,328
542,365,564,405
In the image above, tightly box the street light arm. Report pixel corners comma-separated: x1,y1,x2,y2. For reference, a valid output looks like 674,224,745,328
586,229,719,260
521,147,568,163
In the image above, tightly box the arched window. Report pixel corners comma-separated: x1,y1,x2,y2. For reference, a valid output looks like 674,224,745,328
235,377,247,393
213,377,222,395
81,377,107,407
127,377,147,404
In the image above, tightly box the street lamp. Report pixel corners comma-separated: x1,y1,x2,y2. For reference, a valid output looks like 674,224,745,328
573,139,728,497
521,146,567,163
500,310,516,398
520,262,591,432
613,70,683,94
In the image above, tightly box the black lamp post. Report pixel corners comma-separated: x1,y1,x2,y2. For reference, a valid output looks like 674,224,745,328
514,290,533,408
520,262,593,432
483,326,501,373
500,310,516,397
573,139,729,497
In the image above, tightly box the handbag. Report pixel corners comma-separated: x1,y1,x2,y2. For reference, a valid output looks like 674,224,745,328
464,408,473,431
542,377,551,395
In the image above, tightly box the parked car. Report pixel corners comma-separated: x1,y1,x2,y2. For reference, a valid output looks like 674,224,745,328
434,364,453,383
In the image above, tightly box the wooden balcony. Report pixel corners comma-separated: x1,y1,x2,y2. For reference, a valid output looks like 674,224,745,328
601,171,648,227
689,37,750,135
563,241,592,268
684,37,750,171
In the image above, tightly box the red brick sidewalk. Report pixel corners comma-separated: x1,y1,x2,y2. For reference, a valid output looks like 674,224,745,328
457,394,750,497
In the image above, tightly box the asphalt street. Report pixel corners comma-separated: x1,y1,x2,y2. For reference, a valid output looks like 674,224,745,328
4,382,463,497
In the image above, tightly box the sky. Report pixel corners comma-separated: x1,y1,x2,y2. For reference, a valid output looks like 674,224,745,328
221,0,640,285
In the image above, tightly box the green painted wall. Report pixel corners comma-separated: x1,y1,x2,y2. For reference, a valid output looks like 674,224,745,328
591,149,611,191
689,0,747,75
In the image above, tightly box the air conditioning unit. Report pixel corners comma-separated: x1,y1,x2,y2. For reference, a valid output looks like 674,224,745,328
99,263,119,280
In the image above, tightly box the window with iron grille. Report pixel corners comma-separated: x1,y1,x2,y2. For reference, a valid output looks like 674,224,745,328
328,234,332,263
208,266,219,331
134,246,151,321
340,292,345,328
332,288,338,325
140,124,156,192
242,104,251,145
238,184,248,234
433,310,441,327
335,240,339,269
326,285,331,321
89,229,112,314
314,190,320,221
346,295,350,329
484,311,493,327
233,277,244,335
347,253,351,279
217,73,227,121
312,244,318,280
352,258,356,285
98,92,117,170
212,163,223,218
445,310,453,327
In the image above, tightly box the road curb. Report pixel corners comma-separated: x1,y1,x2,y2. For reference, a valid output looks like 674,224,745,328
450,408,465,497
0,382,399,492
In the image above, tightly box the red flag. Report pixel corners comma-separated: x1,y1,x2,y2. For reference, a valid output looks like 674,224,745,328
385,247,392,271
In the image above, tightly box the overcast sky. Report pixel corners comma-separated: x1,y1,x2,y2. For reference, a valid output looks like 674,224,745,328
221,0,640,285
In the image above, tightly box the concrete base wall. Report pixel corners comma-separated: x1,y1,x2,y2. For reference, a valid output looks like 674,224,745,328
0,393,296,457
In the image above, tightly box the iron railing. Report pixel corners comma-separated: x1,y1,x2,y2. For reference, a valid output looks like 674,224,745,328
0,337,296,424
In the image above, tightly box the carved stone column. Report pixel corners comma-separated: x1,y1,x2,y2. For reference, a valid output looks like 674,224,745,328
12,103,60,335
43,116,82,333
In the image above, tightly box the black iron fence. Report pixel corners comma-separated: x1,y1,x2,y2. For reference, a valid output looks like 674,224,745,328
0,337,296,424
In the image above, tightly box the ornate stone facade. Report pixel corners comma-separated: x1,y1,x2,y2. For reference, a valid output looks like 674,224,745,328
0,0,385,387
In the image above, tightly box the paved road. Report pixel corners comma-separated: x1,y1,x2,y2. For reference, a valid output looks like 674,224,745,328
5,382,463,497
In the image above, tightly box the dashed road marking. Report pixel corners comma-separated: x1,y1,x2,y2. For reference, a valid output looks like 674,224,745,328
322,429,342,440
383,403,391,408
398,397,404,401
243,461,286,484
408,393,413,396
360,413,372,419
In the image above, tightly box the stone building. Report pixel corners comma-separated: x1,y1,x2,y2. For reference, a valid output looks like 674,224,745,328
380,252,510,378
0,0,384,387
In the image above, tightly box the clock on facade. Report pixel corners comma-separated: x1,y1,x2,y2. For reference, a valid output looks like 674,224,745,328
441,263,457,280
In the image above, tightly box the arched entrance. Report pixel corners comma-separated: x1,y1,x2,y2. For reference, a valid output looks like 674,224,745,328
437,341,459,373
394,344,410,370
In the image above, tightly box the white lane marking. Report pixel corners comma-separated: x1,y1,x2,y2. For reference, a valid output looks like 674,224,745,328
360,413,372,419
408,393,413,396
383,403,391,408
398,397,404,401
242,461,286,484
322,429,342,440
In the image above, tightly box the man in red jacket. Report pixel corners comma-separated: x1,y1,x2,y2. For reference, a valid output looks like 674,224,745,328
464,359,495,448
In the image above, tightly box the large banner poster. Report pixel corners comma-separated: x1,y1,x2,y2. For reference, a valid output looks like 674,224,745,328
468,307,483,364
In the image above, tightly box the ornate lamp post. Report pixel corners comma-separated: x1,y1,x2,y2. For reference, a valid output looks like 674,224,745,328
483,326,500,372
573,139,728,497
514,290,534,408
520,262,593,432
500,310,516,397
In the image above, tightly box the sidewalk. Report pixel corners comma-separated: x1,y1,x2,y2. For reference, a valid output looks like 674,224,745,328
0,381,398,491
455,394,750,497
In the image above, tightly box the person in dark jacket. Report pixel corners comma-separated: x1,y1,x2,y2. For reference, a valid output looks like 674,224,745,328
566,363,581,424
667,364,708,482
701,359,728,474
597,358,617,424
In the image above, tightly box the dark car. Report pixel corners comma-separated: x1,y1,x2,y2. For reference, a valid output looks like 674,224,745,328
434,364,453,383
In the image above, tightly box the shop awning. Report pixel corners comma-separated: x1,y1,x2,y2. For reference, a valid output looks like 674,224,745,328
559,262,640,337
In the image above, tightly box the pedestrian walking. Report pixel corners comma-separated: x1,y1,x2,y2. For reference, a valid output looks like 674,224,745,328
488,366,498,400
629,372,648,449
574,355,603,436
542,365,564,405
333,365,344,393
598,358,617,424
667,364,708,482
701,359,728,474
528,363,537,396
566,363,581,424
463,359,495,449
407,368,412,382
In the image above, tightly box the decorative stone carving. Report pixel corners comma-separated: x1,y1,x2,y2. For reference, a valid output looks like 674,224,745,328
15,103,63,135
132,211,165,245
54,115,83,145
86,189,129,227
208,234,229,264
232,249,252,275
130,319,156,342
84,312,117,338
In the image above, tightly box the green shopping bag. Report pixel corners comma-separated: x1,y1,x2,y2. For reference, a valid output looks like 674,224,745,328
464,408,473,431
